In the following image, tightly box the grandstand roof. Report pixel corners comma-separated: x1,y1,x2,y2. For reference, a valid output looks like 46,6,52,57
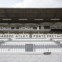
0,8,62,23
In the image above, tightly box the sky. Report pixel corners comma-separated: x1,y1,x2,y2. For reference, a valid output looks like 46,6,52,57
0,0,62,8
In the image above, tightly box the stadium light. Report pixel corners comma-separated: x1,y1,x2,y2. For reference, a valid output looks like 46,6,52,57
34,19,44,20
18,19,28,20
2,19,12,20
50,18,60,20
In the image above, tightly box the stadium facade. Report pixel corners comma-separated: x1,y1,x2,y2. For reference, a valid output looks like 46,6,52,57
0,8,62,62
